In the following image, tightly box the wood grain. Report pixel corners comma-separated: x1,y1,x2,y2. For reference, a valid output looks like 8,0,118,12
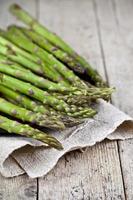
0,174,37,200
39,140,125,200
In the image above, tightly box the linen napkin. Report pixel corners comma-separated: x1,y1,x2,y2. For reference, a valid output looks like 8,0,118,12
0,100,133,178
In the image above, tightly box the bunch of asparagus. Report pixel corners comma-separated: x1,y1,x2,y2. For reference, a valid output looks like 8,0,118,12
0,4,114,150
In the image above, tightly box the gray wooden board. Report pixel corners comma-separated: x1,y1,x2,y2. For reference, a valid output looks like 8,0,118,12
0,0,133,199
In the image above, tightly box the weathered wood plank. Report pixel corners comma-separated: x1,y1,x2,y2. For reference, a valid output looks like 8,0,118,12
0,174,37,200
0,0,38,199
38,0,125,199
94,0,133,199
111,0,133,199
39,140,124,200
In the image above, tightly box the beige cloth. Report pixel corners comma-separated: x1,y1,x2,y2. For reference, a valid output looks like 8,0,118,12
0,100,133,178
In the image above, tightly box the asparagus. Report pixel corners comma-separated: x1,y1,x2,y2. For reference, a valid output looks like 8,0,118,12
0,97,65,129
6,94,83,126
0,59,87,104
0,73,96,117
85,87,114,100
0,44,45,75
0,34,67,84
0,85,83,126
9,95,96,119
60,87,114,104
0,33,41,63
0,84,51,115
9,4,106,87
0,115,63,150
4,26,87,88
0,72,70,112
21,27,85,72
0,52,113,101
0,54,113,102
0,56,78,93
53,86,114,105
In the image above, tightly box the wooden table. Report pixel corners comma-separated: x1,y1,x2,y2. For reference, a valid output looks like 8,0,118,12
0,0,133,199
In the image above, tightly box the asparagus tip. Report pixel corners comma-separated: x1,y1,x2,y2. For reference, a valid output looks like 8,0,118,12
10,4,21,11
49,139,63,150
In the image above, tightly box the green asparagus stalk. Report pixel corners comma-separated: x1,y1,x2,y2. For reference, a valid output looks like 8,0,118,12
9,4,106,87
85,87,114,100
0,97,65,129
9,95,95,119
0,52,113,100
0,115,63,150
0,56,79,93
0,73,96,117
52,93,91,105
60,87,114,104
0,34,68,85
21,27,85,72
53,86,114,105
0,85,83,126
0,64,91,114
0,84,51,115
4,26,87,88
4,87,87,128
0,34,41,63
0,52,113,101
0,44,45,75
0,53,113,103
0,72,71,112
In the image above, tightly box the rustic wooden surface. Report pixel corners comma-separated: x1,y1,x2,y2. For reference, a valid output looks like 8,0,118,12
0,0,133,199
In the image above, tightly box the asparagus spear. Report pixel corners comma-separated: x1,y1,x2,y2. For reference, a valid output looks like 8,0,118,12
85,87,114,100
0,85,87,127
9,4,106,87
0,52,113,100
4,26,87,88
53,86,114,105
0,84,51,115
0,53,113,102
0,115,63,150
9,95,95,119
0,54,113,103
0,72,70,112
0,45,41,73
0,57,78,93
0,97,65,129
21,27,85,72
0,73,95,117
0,34,68,84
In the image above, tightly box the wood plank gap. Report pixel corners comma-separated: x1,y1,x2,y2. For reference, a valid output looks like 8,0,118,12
36,178,39,200
117,141,127,200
